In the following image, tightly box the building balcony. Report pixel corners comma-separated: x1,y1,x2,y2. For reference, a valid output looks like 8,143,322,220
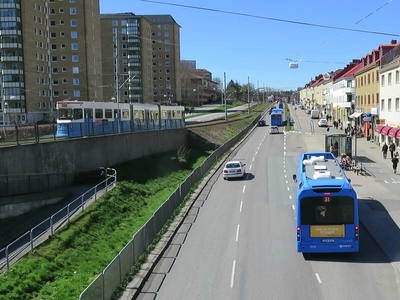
341,86,355,94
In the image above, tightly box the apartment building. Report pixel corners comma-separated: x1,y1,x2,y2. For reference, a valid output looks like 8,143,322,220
0,1,103,125
100,13,153,104
377,44,400,146
142,14,181,104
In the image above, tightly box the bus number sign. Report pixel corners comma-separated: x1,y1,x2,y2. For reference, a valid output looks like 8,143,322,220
310,225,345,237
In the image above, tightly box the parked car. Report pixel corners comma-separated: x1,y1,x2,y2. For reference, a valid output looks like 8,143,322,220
223,161,246,180
318,118,328,127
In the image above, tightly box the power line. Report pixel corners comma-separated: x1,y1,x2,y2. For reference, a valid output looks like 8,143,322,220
140,0,400,37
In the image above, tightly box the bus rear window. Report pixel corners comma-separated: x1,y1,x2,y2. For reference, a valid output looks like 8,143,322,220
300,196,354,225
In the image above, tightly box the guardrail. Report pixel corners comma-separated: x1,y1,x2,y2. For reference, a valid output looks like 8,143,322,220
0,168,117,272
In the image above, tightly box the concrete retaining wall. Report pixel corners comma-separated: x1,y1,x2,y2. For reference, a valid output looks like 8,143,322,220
0,128,188,185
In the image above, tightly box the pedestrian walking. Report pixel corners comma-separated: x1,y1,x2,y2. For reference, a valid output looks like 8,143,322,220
389,142,396,159
392,154,399,174
382,142,388,159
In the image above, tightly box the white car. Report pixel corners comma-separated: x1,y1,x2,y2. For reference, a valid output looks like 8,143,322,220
270,125,279,134
223,161,246,180
318,118,328,127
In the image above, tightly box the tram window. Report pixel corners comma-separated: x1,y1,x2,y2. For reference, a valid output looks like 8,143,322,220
58,108,71,120
122,109,129,119
105,109,112,119
73,108,83,120
95,109,103,119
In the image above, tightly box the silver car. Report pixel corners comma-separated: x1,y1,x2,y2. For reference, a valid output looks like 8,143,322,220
270,125,279,134
223,161,246,180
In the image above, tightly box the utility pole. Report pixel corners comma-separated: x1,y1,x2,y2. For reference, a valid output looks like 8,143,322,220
247,76,250,114
224,72,227,121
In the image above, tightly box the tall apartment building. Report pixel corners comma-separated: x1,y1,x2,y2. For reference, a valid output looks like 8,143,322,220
100,13,181,104
100,13,153,104
0,1,103,125
142,14,181,104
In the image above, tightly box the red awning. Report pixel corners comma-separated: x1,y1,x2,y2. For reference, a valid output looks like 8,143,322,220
375,125,384,133
381,126,391,136
396,130,400,140
388,127,400,138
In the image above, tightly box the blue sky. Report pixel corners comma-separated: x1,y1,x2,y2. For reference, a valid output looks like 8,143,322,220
100,0,400,91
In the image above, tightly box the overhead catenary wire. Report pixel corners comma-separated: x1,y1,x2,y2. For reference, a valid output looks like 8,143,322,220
140,0,400,37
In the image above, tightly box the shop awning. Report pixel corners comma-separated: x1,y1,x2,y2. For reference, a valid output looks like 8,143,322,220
375,125,384,133
349,112,362,118
388,127,400,138
381,126,391,136
396,130,400,140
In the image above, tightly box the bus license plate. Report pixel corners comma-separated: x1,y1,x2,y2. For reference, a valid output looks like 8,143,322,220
321,239,335,243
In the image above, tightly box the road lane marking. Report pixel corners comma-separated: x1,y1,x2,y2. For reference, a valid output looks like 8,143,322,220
289,195,292,200
236,225,240,241
292,205,295,210
252,157,255,162
242,185,246,193
287,187,290,191
315,273,322,283
249,165,252,170
240,201,243,212
230,260,236,288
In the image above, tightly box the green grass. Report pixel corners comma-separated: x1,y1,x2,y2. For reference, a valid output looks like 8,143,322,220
0,150,208,300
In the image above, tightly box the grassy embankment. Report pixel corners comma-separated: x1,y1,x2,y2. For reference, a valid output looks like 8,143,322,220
0,102,266,300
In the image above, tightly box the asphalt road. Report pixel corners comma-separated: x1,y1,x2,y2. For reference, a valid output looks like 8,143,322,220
132,107,400,299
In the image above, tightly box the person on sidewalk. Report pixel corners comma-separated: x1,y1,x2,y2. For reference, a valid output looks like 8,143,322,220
389,142,396,159
392,153,399,174
382,142,388,159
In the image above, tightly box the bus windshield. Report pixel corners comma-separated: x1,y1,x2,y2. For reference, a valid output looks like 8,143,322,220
300,196,354,225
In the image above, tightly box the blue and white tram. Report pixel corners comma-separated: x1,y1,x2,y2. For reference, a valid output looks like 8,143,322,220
55,101,185,138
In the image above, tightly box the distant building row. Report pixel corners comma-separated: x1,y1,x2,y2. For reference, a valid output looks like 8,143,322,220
0,1,216,125
299,39,400,146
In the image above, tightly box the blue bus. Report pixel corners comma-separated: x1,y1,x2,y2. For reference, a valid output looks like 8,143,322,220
293,152,359,253
270,108,284,126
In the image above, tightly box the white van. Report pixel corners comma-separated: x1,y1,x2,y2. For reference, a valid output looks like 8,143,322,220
311,110,319,119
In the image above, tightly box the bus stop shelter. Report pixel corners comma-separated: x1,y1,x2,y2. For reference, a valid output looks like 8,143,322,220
325,133,352,158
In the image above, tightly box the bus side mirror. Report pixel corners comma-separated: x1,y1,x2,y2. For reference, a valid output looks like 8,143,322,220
293,174,297,182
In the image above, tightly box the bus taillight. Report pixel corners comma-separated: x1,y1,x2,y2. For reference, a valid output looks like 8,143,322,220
354,225,359,241
297,226,301,241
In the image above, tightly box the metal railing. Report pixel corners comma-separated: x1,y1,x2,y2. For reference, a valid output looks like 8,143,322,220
0,168,117,272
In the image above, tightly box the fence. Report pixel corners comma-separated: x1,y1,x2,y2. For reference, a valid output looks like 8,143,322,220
79,117,258,300
0,168,117,272
0,119,185,147
0,173,67,197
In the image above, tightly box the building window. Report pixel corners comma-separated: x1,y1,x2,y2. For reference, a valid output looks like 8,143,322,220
112,20,118,26
388,73,392,85
71,31,78,38
164,25,169,29
388,98,392,111
71,43,78,50
72,67,79,73
381,99,385,111
70,8,77,15
74,90,81,97
72,55,79,62
164,32,169,37
396,98,400,112
381,75,385,87
396,69,400,84
73,78,80,85
70,20,77,26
